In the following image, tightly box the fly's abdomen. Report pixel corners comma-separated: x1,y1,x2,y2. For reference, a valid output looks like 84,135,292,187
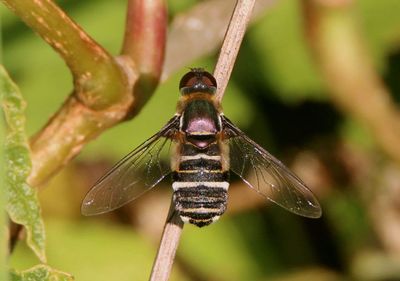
172,143,229,227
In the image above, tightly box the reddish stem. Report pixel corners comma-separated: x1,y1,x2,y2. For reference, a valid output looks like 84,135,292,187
121,0,167,113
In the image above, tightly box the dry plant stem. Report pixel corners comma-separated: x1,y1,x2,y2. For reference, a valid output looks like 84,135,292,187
369,164,400,256
150,207,184,281
1,0,126,109
303,0,400,164
213,0,255,103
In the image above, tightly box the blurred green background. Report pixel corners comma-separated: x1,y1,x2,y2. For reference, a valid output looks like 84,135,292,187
3,0,400,280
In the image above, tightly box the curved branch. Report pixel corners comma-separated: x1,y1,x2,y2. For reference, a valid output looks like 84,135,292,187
120,0,167,117
27,93,135,186
1,0,167,186
2,0,127,110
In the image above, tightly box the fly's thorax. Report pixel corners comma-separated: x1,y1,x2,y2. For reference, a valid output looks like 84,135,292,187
178,99,222,149
176,93,222,114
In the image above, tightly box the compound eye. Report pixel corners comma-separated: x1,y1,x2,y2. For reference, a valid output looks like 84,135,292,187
179,71,198,90
201,71,217,88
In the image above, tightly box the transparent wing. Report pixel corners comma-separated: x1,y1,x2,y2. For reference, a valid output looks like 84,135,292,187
81,116,180,216
222,116,322,218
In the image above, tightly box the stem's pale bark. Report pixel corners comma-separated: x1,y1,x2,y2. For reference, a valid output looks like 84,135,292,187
214,0,256,103
150,208,184,281
149,1,255,280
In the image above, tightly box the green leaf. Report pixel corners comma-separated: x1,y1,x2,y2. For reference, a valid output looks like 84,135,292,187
0,65,46,263
10,265,74,281
0,69,9,281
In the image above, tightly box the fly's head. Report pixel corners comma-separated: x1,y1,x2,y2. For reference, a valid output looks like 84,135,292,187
179,68,217,96
176,68,221,114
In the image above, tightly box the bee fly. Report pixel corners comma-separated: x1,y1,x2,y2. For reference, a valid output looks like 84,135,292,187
81,68,321,227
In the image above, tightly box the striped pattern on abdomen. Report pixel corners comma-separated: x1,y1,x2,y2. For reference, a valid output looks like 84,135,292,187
172,143,229,227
